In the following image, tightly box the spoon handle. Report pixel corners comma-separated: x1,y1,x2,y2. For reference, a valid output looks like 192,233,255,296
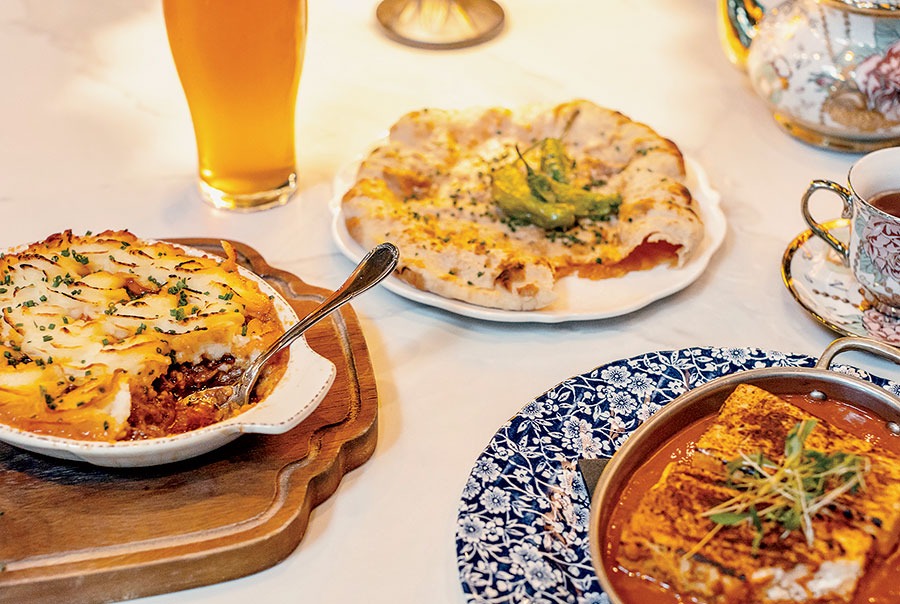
245,243,399,384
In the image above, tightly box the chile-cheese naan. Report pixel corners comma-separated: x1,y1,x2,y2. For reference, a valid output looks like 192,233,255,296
341,100,705,311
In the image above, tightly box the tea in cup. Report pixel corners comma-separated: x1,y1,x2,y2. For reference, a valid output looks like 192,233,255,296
801,147,900,316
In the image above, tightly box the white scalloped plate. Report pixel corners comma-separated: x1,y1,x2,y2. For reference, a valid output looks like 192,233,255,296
331,155,726,323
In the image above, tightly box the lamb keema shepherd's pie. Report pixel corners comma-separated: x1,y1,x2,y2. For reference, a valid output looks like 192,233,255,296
0,230,287,442
341,99,705,311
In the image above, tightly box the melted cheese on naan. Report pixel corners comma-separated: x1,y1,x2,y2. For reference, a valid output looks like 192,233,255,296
342,100,705,310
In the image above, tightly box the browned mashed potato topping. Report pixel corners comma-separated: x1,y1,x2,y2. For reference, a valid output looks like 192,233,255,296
0,230,286,441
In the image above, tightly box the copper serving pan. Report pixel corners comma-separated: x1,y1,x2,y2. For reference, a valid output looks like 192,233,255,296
588,337,900,603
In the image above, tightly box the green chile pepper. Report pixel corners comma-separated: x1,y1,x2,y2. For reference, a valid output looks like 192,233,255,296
540,138,571,183
492,139,621,229
548,180,622,220
492,164,576,229
516,147,558,204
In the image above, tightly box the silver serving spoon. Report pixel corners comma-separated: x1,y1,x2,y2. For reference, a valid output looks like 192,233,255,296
180,243,399,417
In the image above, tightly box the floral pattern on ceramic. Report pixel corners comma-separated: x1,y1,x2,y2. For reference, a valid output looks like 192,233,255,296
800,146,900,315
855,39,900,121
852,197,900,311
454,347,899,603
782,220,900,345
860,210,900,281
746,0,900,147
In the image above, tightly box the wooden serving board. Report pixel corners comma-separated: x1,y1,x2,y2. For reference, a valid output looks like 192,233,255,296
0,239,379,603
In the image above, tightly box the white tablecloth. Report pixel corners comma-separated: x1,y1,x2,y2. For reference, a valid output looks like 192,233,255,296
1,1,898,602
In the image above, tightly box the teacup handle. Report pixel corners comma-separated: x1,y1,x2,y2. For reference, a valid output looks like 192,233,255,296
801,179,852,264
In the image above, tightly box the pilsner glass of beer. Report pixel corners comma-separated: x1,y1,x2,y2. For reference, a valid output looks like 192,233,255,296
163,0,307,211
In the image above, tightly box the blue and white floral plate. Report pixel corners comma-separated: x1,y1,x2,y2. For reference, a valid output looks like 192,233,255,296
454,347,899,603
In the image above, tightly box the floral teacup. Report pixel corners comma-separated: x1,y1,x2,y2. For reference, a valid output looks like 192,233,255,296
802,147,900,317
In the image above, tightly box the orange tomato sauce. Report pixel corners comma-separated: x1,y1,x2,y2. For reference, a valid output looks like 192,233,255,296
601,391,900,603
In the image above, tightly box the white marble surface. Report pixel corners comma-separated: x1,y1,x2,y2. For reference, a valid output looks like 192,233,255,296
1,1,898,603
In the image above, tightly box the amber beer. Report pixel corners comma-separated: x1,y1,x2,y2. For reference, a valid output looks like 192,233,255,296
163,0,307,211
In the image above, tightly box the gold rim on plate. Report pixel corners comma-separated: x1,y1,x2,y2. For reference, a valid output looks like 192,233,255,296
781,218,900,345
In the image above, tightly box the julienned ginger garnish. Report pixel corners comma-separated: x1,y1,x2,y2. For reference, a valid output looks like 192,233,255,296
687,419,871,557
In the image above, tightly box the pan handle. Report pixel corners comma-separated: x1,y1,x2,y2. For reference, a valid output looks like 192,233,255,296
816,338,900,370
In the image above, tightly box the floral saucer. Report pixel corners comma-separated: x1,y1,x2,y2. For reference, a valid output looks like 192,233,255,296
782,219,900,346
454,347,899,603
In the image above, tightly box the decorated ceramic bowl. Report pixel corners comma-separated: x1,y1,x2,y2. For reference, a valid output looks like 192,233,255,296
0,239,336,467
